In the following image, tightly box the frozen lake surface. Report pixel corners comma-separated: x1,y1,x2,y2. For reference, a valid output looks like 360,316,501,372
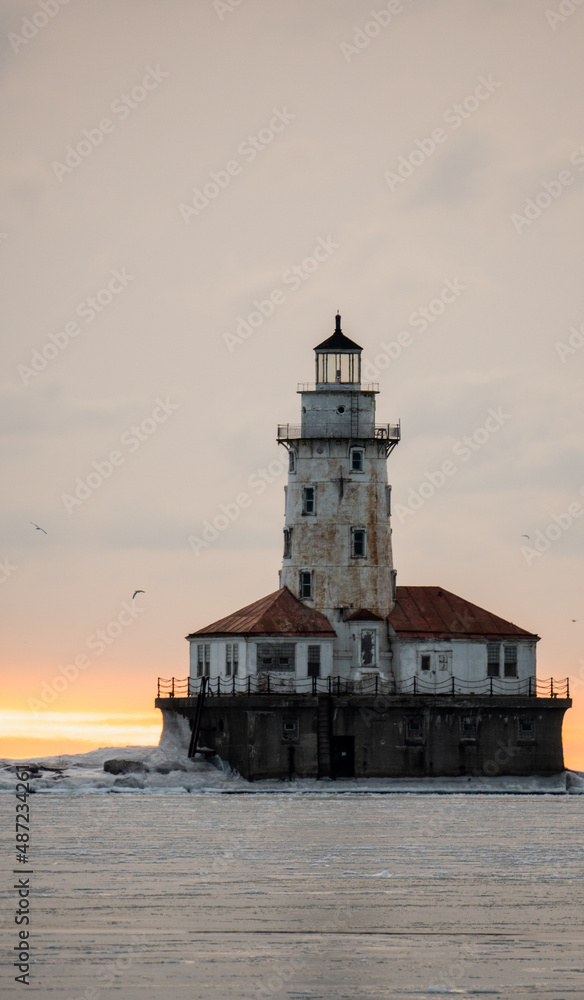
2,768,584,998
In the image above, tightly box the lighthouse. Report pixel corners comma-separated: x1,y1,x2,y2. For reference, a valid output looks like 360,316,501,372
278,313,400,679
156,312,571,781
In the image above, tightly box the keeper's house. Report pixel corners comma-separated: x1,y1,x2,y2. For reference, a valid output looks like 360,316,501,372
156,315,570,779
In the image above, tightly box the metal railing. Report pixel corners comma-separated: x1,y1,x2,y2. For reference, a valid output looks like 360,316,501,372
277,423,400,441
296,383,380,393
157,675,570,699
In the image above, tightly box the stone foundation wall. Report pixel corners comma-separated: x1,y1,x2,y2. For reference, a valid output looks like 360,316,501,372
156,694,569,781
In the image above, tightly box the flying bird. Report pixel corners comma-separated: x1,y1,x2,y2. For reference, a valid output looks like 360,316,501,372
132,590,145,600
572,619,578,623
31,522,47,534
521,534,530,539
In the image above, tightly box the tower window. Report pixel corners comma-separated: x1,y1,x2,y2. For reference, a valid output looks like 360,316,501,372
420,654,431,671
386,485,392,517
307,644,321,678
283,527,292,559
299,570,312,599
350,447,365,472
504,645,518,677
487,643,500,677
288,450,296,473
302,486,316,515
351,527,367,557
197,643,210,677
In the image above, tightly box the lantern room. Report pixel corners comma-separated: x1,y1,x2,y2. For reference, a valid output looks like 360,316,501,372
315,313,362,388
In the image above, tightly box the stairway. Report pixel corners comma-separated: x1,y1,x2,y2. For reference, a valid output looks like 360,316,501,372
187,677,207,758
317,695,332,778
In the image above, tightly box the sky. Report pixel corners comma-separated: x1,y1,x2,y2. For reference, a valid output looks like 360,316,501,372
1,0,583,766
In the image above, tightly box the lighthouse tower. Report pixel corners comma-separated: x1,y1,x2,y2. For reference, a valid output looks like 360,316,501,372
278,314,400,678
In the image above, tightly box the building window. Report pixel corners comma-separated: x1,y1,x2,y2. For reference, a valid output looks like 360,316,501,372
283,527,292,559
386,485,392,517
360,629,376,666
351,527,367,557
406,716,424,743
282,717,299,742
299,570,312,599
350,447,364,472
257,642,296,672
487,643,500,677
302,486,316,515
225,642,239,676
197,643,210,677
519,717,535,739
307,644,321,678
438,652,451,671
460,716,478,740
504,645,518,677
420,654,431,671
288,450,296,473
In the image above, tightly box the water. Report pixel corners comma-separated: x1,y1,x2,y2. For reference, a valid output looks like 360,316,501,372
2,784,583,999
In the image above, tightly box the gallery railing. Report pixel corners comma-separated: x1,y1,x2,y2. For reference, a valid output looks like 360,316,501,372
276,422,401,441
157,675,570,699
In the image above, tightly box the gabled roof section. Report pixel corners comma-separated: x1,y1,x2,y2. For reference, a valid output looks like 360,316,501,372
389,586,539,641
187,587,337,639
345,608,383,622
314,313,362,353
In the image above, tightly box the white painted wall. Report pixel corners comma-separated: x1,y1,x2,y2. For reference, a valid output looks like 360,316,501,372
391,637,537,691
188,637,335,681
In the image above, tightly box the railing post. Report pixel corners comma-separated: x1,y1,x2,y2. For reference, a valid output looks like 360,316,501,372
232,674,236,695
336,676,340,696
551,678,554,698
567,677,570,698
328,676,331,695
171,677,174,698
451,676,455,696
490,677,493,697
528,676,532,697
413,675,417,696
217,675,221,697
375,675,379,696
312,676,316,696
247,675,251,695
267,673,271,695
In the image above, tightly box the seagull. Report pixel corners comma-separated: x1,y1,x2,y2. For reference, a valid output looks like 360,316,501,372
132,590,145,600
521,534,530,539
572,619,578,623
31,522,47,534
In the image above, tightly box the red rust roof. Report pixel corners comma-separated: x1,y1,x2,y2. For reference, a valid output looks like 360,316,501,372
390,586,538,641
187,587,337,639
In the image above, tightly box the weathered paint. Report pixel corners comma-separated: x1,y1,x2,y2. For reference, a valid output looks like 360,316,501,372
158,695,570,780
279,380,398,679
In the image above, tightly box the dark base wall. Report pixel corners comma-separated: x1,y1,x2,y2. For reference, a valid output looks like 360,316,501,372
155,694,570,781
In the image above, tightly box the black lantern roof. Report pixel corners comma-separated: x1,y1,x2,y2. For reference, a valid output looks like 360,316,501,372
314,313,362,353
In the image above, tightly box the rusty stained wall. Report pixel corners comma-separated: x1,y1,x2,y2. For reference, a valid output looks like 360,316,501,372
280,438,394,618
163,695,570,780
